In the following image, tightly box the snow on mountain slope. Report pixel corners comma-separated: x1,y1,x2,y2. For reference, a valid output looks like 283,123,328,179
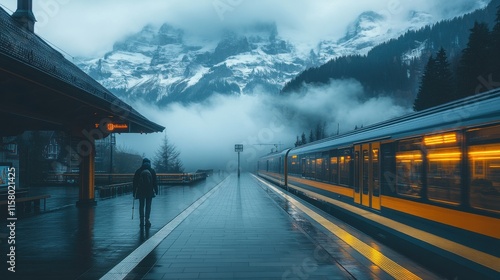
75,7,472,105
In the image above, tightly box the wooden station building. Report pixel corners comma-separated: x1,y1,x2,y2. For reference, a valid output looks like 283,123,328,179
0,0,164,206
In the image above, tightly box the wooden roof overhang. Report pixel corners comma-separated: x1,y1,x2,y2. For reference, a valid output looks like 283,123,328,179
0,8,164,137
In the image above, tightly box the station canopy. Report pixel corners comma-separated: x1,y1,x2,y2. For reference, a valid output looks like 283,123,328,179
0,7,164,137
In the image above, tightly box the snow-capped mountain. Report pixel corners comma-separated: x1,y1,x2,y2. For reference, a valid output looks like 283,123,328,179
78,22,309,105
76,8,463,105
315,11,433,61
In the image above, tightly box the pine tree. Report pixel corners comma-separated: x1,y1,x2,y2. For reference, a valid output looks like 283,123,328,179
457,22,491,98
309,130,314,143
153,134,184,173
434,47,455,104
314,122,327,141
490,5,500,84
301,132,307,145
294,136,301,147
414,55,437,111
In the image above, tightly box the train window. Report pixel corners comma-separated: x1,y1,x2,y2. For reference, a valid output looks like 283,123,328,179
290,155,299,175
468,125,500,144
427,147,462,205
396,150,423,197
316,156,323,181
301,157,306,177
322,153,329,182
330,157,338,184
381,143,396,195
304,158,310,178
469,144,500,213
310,158,316,179
399,138,422,151
339,156,351,186
302,154,316,179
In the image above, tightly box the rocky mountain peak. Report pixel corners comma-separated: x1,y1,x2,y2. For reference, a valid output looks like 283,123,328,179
157,23,184,45
342,11,386,43
76,4,481,106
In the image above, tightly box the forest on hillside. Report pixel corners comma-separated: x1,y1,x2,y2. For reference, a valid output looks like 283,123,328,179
287,0,500,147
282,0,499,104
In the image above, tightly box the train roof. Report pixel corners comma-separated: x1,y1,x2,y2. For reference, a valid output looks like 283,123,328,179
289,88,500,155
258,148,291,161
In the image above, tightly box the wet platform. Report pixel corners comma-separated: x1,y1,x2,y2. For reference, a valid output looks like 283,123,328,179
1,173,440,279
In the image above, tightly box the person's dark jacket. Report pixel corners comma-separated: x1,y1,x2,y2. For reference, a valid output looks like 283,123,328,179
133,159,158,199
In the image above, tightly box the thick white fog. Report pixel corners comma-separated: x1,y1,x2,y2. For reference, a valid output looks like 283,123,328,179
117,79,410,172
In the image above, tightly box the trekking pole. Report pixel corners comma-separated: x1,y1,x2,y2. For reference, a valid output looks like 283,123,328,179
132,188,136,220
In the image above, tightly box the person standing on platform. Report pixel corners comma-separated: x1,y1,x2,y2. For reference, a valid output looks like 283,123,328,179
133,158,158,228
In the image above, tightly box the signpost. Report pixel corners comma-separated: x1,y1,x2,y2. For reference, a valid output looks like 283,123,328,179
234,144,243,177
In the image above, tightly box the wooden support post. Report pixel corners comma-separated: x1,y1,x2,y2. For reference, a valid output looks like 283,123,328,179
76,138,97,207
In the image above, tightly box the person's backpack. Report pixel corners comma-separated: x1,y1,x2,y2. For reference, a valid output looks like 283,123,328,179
139,169,153,189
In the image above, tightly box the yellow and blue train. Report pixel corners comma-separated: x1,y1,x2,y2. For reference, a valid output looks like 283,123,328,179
258,88,500,279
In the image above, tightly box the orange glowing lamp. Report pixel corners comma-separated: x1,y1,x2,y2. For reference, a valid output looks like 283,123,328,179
106,123,129,132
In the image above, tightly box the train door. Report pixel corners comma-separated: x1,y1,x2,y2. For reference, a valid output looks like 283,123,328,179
361,144,370,207
278,156,284,184
354,143,381,210
354,145,361,204
278,156,282,174
301,158,306,176
371,143,381,210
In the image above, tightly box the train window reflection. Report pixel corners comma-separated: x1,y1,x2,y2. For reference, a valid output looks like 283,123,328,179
330,157,338,184
290,155,299,175
427,148,461,205
469,144,500,213
373,149,380,197
339,156,351,186
316,157,324,181
396,151,422,197
308,158,316,178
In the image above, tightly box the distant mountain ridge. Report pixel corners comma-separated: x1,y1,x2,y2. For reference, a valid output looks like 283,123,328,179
76,3,488,105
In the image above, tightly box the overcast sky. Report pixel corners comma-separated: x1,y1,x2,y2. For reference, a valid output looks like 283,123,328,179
0,0,490,171
1,0,489,57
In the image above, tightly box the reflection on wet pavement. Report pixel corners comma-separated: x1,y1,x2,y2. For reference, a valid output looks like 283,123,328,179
0,175,226,279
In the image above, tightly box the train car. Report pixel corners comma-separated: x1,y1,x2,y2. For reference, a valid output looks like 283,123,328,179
258,149,290,186
257,88,500,279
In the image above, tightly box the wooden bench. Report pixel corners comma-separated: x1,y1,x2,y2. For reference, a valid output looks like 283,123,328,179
0,190,28,199
0,194,51,213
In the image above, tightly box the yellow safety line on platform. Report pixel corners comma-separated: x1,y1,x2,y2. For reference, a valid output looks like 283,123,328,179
286,181,500,274
252,174,422,280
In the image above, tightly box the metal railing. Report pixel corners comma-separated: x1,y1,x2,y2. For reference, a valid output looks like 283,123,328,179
94,172,208,199
45,172,208,186
96,182,132,199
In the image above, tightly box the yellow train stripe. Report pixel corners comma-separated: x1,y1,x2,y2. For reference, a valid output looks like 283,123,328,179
288,175,354,197
382,196,500,239
284,181,500,273
252,174,422,280
264,171,500,240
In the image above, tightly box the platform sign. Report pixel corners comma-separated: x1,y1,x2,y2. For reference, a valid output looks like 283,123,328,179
106,123,129,132
235,144,243,177
96,122,130,133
